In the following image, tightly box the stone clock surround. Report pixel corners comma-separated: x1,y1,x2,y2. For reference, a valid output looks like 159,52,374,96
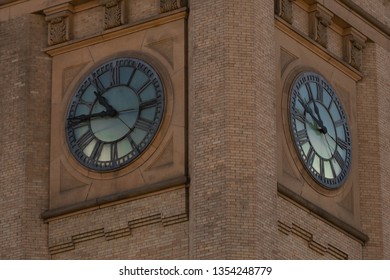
275,0,370,246
44,6,187,215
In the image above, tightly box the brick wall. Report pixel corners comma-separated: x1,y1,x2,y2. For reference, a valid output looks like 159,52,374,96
360,42,390,259
48,187,188,259
276,196,362,259
376,44,390,259
0,0,389,260
357,42,390,259
0,14,50,259
188,0,277,259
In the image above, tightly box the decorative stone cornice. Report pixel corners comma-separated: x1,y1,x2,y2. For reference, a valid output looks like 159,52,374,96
343,27,367,71
160,0,187,13
44,3,74,46
44,8,188,57
309,4,333,48
0,0,22,6
274,0,296,24
338,0,390,39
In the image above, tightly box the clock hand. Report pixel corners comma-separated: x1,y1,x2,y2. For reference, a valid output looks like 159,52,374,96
323,133,335,157
325,133,342,149
67,110,111,126
117,108,138,114
302,101,328,134
306,119,322,135
93,91,117,116
313,101,322,124
116,115,134,131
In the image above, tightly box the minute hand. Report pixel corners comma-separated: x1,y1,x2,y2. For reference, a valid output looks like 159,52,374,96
302,102,327,133
68,110,110,126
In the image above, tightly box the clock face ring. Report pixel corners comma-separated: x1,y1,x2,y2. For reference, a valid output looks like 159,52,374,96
289,71,352,189
65,57,165,172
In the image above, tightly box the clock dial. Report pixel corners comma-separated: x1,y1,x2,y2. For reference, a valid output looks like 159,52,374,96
289,72,351,188
66,57,164,171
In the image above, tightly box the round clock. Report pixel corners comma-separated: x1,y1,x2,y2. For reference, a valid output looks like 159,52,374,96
65,57,165,171
289,71,352,189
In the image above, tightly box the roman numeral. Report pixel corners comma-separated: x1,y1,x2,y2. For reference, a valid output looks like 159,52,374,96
319,158,325,178
292,108,306,123
296,129,309,145
305,82,314,101
110,63,121,86
70,120,88,130
77,130,95,151
329,160,337,178
91,140,104,161
139,99,158,110
334,119,344,127
91,76,105,93
333,150,345,169
126,68,137,87
126,135,140,153
337,137,350,150
111,142,118,161
295,76,306,90
327,101,333,110
136,79,152,95
295,92,307,109
306,147,315,166
316,83,323,103
134,118,154,131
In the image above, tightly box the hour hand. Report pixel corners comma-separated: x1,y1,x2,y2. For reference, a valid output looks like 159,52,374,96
302,102,327,134
313,101,324,126
93,91,117,115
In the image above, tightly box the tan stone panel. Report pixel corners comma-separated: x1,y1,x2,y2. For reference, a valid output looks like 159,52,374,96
276,27,362,231
141,125,186,182
86,30,146,61
48,17,187,211
143,19,186,72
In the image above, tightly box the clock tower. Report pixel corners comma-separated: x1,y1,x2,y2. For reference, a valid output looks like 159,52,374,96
0,0,389,259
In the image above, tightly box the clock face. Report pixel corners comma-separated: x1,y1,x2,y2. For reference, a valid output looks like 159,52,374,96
65,57,164,171
289,72,352,189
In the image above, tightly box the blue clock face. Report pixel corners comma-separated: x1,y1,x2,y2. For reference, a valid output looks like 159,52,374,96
66,57,164,171
289,72,352,189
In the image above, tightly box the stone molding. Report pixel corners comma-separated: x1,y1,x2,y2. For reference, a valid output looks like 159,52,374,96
338,0,390,39
343,27,367,71
277,183,369,244
42,176,188,219
275,18,363,82
44,9,188,56
160,0,187,13
0,0,26,7
274,0,296,24
44,4,74,46
309,4,334,48
103,0,124,30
